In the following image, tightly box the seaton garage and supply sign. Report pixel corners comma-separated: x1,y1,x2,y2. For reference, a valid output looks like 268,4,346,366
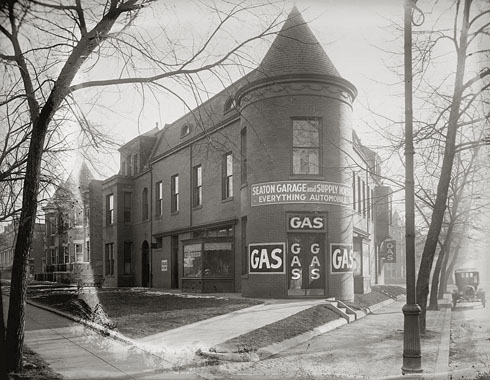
251,181,352,207
249,181,355,297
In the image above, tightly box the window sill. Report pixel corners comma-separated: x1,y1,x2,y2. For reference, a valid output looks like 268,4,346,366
192,205,203,211
240,183,248,189
171,211,179,216
221,197,234,203
289,175,324,180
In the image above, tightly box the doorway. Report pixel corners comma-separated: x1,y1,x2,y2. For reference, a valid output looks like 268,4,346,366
142,240,150,287
171,235,179,289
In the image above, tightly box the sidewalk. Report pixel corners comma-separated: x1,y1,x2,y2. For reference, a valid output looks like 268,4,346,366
3,293,452,379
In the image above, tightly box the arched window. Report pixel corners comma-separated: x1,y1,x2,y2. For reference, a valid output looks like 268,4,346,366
180,124,191,138
142,187,149,220
224,96,236,113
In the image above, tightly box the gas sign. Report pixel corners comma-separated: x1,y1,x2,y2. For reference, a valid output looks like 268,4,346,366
249,243,285,274
288,234,324,291
287,214,326,232
382,240,396,263
330,244,354,273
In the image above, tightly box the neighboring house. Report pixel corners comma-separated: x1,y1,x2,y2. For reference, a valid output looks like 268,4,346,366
0,220,45,279
38,163,103,283
101,7,394,300
383,210,406,284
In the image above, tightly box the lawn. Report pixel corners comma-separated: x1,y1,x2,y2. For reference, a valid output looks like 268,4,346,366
26,285,263,339
213,304,339,353
212,285,406,353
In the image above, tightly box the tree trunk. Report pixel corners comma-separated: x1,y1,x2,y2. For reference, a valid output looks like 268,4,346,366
6,108,50,372
438,244,451,298
415,0,471,335
429,248,445,309
5,8,126,371
0,273,7,379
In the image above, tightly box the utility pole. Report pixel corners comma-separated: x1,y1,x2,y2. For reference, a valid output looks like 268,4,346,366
402,0,422,374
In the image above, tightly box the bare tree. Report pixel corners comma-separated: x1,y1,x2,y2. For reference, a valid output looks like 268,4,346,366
0,0,283,372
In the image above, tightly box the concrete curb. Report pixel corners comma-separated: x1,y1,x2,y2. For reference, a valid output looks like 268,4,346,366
199,295,403,362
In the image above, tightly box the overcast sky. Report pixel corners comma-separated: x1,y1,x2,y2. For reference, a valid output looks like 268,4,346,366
71,0,410,177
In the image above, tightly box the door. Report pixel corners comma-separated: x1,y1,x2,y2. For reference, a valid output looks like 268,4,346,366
142,240,150,287
171,235,179,289
288,233,325,296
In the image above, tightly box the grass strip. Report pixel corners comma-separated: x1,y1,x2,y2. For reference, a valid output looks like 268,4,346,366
214,304,339,353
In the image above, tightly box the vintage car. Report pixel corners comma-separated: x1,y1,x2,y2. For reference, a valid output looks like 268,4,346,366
452,268,486,308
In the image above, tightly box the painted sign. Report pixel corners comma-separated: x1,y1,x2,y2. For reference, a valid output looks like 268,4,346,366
330,244,354,273
381,240,396,263
161,259,168,272
251,181,352,207
249,243,285,274
287,214,326,232
289,234,324,290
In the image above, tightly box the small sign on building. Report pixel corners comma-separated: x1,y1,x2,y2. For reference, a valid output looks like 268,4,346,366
161,259,168,272
381,240,396,263
330,244,354,273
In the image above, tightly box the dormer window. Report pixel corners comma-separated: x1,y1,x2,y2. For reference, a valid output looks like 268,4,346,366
224,96,236,113
181,124,191,138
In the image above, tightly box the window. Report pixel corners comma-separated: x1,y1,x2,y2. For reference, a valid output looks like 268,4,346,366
180,124,191,138
105,243,114,276
362,180,366,217
352,171,356,211
75,243,83,262
241,128,247,185
292,119,320,175
142,188,149,220
224,96,236,113
203,242,233,277
171,174,179,213
132,154,139,175
50,249,55,265
222,153,233,199
371,189,375,221
183,244,202,277
85,240,90,262
155,181,163,216
193,165,202,207
126,155,132,176
106,194,114,225
63,246,69,264
357,177,362,213
123,192,131,223
123,242,132,274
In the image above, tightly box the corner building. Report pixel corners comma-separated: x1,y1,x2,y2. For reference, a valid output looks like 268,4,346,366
102,8,392,301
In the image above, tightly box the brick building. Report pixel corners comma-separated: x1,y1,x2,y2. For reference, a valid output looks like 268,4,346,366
101,8,393,300
0,220,45,278
39,163,103,283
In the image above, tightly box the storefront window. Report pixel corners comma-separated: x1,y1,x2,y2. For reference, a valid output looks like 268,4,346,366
203,242,232,277
183,243,202,277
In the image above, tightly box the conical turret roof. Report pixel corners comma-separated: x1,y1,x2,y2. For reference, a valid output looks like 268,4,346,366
253,7,341,80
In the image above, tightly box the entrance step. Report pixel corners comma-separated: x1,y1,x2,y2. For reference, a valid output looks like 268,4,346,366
325,300,356,323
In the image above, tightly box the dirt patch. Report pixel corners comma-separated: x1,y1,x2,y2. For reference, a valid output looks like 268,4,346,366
6,347,62,380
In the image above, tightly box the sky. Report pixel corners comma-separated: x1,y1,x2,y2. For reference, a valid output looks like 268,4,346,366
71,0,408,178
